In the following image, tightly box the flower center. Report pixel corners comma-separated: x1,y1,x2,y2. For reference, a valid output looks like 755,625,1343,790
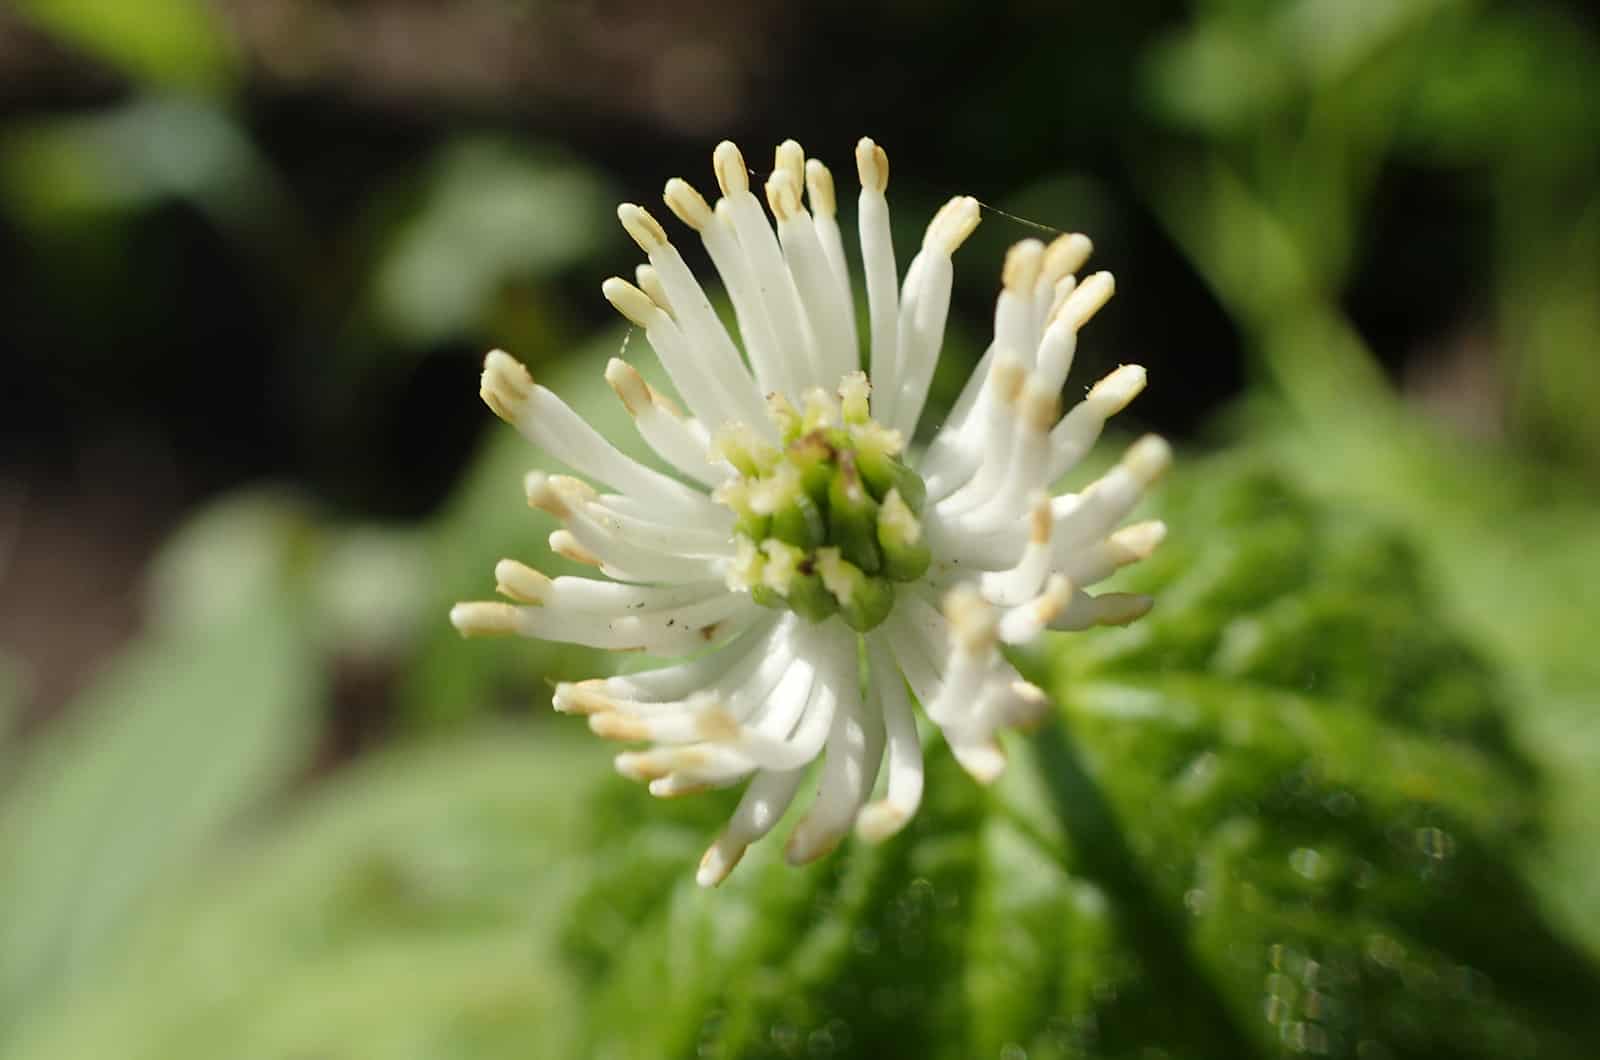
716,372,930,632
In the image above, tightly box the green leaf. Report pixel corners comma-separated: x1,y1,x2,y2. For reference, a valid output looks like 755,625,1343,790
0,598,318,1041
11,0,234,91
0,99,285,239
560,457,1599,1059
370,140,611,346
0,491,321,1043
11,460,1598,1059
1235,402,1600,961
3,729,607,1060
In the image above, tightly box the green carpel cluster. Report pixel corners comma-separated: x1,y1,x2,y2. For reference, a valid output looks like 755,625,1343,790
717,376,930,632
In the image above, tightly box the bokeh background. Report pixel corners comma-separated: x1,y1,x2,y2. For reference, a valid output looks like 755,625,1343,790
2,1,1599,1057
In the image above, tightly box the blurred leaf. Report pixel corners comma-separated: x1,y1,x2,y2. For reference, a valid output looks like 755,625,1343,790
0,593,319,1041
0,98,285,240
1143,17,1297,134
0,650,29,781
1231,399,1600,960
0,489,323,1041
12,0,234,91
1502,192,1600,477
4,728,605,1060
371,140,611,346
143,490,316,635
1399,8,1600,167
312,526,432,664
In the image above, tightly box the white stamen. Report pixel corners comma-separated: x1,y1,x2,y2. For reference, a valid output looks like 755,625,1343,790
526,472,727,584
805,159,859,360
888,196,978,437
768,169,858,385
1045,364,1148,483
716,142,820,395
481,351,718,521
786,674,882,865
604,358,731,488
618,204,775,435
855,637,924,842
855,137,901,421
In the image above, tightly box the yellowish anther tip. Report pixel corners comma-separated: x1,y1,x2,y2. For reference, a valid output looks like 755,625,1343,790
649,778,713,799
549,475,597,501
493,558,550,604
774,139,805,189
765,169,802,221
1111,520,1168,563
1088,364,1147,411
479,350,534,423
697,837,745,888
616,202,667,252
1003,239,1045,294
785,825,843,866
854,137,888,193
634,264,670,313
589,713,650,742
1125,435,1173,484
1061,271,1116,330
662,177,713,231
713,140,749,196
855,802,911,843
549,530,600,568
553,682,613,716
524,472,575,520
1044,232,1094,280
926,195,981,254
959,742,1008,785
601,276,657,328
604,358,651,417
615,751,669,782
450,601,522,638
804,159,836,216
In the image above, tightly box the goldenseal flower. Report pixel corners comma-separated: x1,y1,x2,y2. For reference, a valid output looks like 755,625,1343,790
452,138,1169,886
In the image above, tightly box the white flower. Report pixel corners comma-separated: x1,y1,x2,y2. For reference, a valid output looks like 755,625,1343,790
451,138,1169,886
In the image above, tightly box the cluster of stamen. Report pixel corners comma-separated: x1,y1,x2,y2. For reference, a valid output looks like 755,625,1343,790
715,372,929,632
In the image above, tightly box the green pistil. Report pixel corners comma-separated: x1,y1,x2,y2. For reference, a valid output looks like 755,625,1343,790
720,375,927,633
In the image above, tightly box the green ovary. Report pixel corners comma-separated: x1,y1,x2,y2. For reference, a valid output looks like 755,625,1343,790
716,378,931,633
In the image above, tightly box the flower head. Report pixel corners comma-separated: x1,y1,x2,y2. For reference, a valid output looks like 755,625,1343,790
452,138,1169,885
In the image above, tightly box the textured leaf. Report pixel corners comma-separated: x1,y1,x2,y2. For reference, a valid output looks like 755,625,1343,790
1240,406,1600,961
560,458,1600,1060
11,459,1598,1060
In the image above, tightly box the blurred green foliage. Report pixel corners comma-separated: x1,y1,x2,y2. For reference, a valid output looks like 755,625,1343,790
3,0,1600,1056
13,0,235,91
